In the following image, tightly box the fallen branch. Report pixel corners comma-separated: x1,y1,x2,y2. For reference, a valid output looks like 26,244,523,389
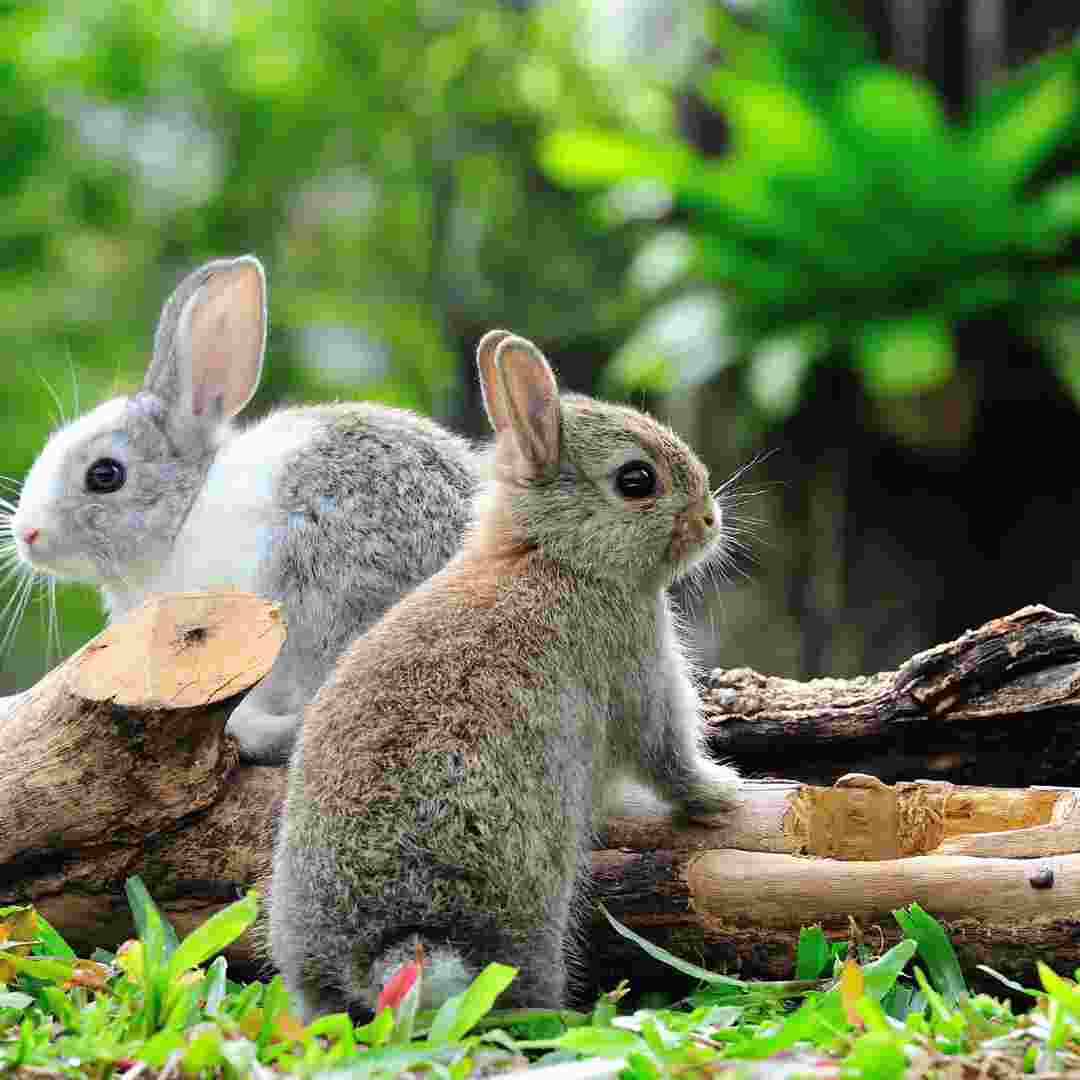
705,604,1080,786
3,597,1080,996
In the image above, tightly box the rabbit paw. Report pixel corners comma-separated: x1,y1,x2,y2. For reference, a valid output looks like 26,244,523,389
225,698,300,764
682,759,741,819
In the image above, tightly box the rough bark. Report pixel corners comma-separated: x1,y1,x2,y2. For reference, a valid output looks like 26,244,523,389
4,597,1080,995
705,603,1080,786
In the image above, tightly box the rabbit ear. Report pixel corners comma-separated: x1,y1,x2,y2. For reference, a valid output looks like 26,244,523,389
476,329,514,433
145,255,267,426
494,336,561,479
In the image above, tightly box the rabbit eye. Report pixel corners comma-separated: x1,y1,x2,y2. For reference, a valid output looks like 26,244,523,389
615,461,657,499
85,458,126,494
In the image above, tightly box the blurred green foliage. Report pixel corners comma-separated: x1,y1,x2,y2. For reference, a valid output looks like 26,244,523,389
2,0,1078,690
0,0,665,686
541,0,1080,418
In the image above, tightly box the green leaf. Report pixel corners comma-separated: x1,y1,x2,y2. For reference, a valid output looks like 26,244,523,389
736,995,839,1060
700,71,833,176
556,1026,643,1057
1038,177,1080,234
796,926,831,980
895,904,967,1006
844,1029,908,1080
219,1038,257,1075
28,913,76,960
256,975,290,1053
840,65,948,150
355,1005,395,1047
182,1026,225,1074
0,991,33,1010
598,904,744,987
1039,962,1080,1020
125,876,179,960
539,129,694,190
137,1029,186,1068
882,982,915,1020
967,66,1077,190
204,955,229,1015
11,955,75,982
857,315,954,399
428,963,516,1044
862,939,918,1000
164,891,258,986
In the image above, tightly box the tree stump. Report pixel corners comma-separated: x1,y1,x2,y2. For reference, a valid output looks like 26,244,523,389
3,596,1079,996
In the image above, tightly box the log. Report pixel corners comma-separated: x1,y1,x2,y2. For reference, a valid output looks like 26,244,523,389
705,603,1080,786
0,592,285,953
4,596,1080,998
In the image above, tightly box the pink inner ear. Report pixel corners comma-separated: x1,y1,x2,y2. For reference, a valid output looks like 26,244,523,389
496,339,561,476
185,263,265,420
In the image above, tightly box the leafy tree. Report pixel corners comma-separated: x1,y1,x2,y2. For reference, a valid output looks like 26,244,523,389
542,0,1079,425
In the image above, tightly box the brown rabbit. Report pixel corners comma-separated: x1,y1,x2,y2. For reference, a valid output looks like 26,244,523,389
269,331,740,1019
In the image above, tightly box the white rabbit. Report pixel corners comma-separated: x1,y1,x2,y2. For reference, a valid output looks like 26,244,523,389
6,256,477,762
270,330,740,1018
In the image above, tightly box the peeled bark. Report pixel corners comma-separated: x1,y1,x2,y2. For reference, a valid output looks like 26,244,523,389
705,604,1080,786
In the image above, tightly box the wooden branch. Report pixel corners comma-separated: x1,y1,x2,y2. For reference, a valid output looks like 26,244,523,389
5,597,1080,998
0,592,284,933
705,604,1080,786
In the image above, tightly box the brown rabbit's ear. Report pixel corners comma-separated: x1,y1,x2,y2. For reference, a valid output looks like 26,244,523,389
146,255,266,424
476,329,514,433
494,336,561,479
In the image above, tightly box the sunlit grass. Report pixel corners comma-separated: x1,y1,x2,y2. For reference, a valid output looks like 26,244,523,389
3,881,1078,1077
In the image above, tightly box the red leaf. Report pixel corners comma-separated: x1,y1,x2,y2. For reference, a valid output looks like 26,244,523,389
376,959,421,1014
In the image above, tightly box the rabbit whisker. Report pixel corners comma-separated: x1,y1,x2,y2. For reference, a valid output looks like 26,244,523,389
0,569,36,657
0,551,23,579
711,447,777,499
40,573,61,667
67,349,81,418
37,371,69,430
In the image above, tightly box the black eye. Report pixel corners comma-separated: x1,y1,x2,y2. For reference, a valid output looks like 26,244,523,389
615,461,657,499
86,458,126,494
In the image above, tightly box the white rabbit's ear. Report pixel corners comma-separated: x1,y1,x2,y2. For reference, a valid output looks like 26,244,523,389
494,336,561,480
476,329,514,433
146,255,266,425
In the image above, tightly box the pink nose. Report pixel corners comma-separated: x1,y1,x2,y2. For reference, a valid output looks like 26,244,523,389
20,527,39,546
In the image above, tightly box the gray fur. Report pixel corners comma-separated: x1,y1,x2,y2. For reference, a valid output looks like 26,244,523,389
10,256,478,763
270,332,740,1019
231,403,477,761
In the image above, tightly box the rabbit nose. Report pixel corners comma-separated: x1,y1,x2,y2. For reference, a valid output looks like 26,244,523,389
690,497,717,532
20,527,40,546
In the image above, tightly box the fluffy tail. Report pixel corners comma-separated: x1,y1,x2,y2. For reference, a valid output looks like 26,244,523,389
368,936,476,1013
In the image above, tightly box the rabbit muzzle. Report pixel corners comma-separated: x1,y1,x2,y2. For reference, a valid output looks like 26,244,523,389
668,495,720,573
11,505,101,582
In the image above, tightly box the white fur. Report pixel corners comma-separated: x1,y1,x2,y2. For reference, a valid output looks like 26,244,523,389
13,400,131,577
106,410,322,617
15,401,130,522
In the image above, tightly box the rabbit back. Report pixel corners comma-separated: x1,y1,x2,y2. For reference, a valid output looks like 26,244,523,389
271,551,600,1017
251,401,476,708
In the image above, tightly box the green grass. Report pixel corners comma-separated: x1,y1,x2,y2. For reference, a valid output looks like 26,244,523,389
1,879,1077,1077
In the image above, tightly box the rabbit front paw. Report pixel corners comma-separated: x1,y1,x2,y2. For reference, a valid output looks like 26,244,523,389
225,697,301,764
